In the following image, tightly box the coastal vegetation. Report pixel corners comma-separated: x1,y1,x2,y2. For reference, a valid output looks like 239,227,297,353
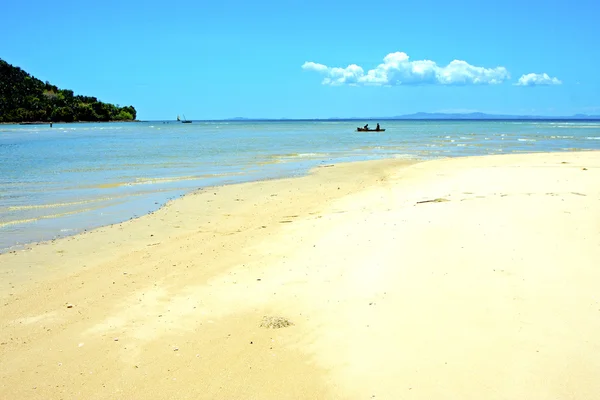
0,58,136,123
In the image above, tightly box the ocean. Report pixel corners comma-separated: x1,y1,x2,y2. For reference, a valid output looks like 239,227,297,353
1,120,599,252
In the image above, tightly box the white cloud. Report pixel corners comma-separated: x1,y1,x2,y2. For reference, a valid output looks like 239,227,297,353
302,52,510,86
301,62,329,73
516,73,562,86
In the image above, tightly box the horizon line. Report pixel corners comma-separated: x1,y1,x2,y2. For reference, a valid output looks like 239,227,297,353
140,113,600,122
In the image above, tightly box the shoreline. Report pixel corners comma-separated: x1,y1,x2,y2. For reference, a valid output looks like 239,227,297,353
0,156,422,254
2,151,600,399
0,120,141,125
0,157,417,284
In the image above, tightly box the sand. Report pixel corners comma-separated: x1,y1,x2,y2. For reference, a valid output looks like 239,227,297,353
1,151,599,399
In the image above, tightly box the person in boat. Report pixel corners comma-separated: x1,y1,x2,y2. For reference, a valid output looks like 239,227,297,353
376,123,380,131
364,124,369,130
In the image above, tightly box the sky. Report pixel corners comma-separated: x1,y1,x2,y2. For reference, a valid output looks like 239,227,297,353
2,0,599,120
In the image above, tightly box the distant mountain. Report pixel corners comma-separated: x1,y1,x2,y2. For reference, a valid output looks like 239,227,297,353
0,58,136,123
221,113,600,122
387,112,600,120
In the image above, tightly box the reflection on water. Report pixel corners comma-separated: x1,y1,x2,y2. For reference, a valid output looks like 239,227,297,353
1,120,599,251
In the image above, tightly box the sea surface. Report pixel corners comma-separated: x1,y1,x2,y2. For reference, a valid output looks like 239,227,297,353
1,120,599,251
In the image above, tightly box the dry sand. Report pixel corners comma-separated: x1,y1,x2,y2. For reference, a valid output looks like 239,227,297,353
1,151,599,399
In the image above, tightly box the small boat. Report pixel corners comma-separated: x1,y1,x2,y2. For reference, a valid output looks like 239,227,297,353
356,127,385,132
178,114,192,123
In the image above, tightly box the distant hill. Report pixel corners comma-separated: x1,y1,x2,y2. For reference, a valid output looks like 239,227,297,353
387,112,600,120
0,58,136,123
221,113,600,122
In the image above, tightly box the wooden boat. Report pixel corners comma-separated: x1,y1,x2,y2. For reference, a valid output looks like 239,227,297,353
356,127,385,132
178,114,192,123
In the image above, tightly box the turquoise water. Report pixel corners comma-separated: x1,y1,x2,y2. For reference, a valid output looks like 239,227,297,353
1,120,599,251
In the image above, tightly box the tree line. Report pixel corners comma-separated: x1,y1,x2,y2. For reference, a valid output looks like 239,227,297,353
0,59,137,123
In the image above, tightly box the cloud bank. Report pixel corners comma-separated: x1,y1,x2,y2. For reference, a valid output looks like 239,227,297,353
516,73,562,86
302,52,510,86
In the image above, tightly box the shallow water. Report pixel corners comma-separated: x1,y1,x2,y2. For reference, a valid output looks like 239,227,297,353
1,120,599,251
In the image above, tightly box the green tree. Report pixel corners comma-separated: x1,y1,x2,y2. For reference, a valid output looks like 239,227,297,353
121,105,137,119
51,107,74,122
74,103,99,121
0,58,137,123
114,110,133,120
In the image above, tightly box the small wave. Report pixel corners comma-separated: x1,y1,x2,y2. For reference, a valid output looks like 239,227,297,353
7,196,117,211
255,159,282,166
517,138,536,142
0,207,97,228
552,125,600,128
120,172,244,187
357,146,387,151
84,175,208,188
278,152,325,158
586,136,600,140
260,152,330,164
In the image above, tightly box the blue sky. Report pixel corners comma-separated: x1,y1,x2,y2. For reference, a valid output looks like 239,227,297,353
2,0,599,119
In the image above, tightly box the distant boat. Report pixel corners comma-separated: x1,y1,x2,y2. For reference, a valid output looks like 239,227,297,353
179,114,192,124
356,127,385,132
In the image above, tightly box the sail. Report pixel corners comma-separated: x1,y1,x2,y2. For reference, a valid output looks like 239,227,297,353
177,115,181,121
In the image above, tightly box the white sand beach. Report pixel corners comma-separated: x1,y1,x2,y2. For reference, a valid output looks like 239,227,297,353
1,151,599,399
